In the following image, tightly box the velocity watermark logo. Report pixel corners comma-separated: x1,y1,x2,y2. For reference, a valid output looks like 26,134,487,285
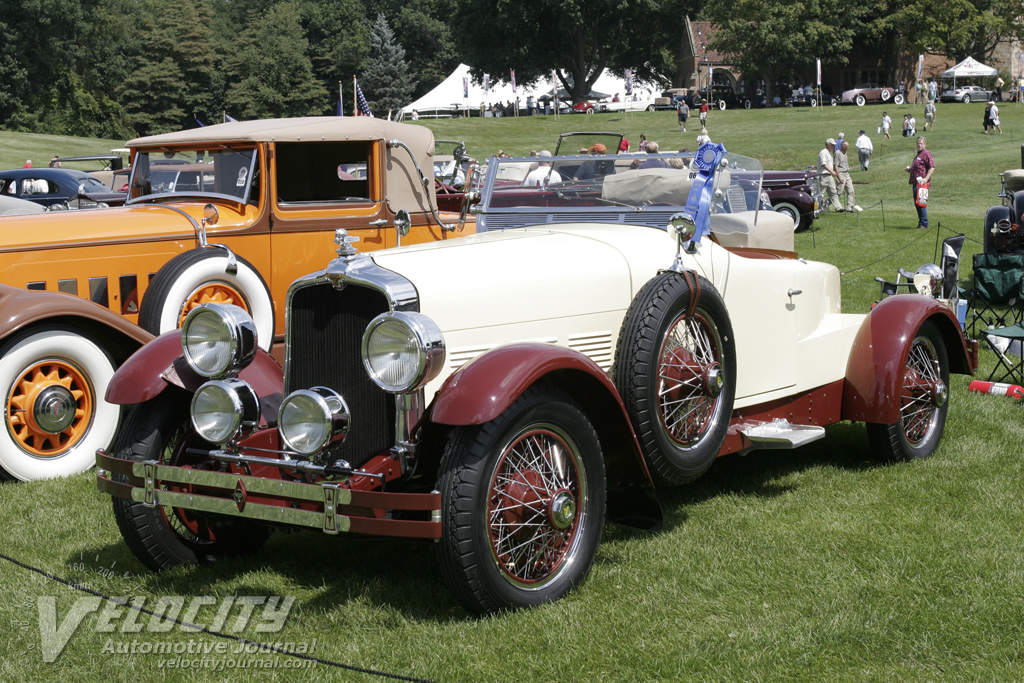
37,594,294,662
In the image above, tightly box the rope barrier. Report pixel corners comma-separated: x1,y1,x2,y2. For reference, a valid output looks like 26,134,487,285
0,550,438,683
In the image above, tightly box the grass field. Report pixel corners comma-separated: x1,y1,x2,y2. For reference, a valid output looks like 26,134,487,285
2,101,1024,682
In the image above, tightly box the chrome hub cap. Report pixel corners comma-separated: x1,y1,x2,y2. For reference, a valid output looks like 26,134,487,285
33,385,77,433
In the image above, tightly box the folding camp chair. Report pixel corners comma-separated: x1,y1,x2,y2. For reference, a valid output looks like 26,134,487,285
962,253,1024,339
983,322,1024,386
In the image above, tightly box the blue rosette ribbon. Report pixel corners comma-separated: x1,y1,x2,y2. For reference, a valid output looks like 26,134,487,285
682,142,727,243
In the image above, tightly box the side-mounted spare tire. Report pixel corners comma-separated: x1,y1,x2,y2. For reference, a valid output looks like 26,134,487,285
138,249,274,350
613,272,736,485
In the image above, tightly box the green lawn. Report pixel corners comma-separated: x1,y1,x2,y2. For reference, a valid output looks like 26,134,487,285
2,101,1024,682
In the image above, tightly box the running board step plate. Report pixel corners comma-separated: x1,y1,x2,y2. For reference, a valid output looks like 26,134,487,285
738,419,826,451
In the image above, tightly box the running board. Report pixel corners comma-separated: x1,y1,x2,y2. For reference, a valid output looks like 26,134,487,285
736,419,826,453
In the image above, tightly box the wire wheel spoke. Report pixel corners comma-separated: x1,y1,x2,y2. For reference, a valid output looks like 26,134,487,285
900,339,941,443
488,427,583,585
658,313,721,446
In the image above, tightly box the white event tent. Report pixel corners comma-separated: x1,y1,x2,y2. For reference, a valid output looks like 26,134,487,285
941,57,998,87
400,64,658,117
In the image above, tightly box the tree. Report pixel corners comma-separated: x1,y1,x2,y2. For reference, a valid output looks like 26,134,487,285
391,0,459,99
223,1,329,119
360,13,415,115
302,0,372,113
452,0,671,103
704,0,865,104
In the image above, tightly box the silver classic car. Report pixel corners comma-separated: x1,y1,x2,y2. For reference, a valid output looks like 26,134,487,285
97,145,972,614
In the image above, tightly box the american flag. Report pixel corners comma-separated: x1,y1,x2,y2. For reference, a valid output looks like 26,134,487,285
355,80,373,117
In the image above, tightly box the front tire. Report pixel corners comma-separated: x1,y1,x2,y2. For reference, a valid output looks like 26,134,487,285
614,273,736,485
866,322,949,461
963,94,971,104
894,93,905,105
436,385,606,614
646,104,655,112
0,327,119,481
111,392,269,570
717,100,727,111
138,249,274,350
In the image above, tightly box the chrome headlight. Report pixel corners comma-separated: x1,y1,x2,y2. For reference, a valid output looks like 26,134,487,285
361,311,445,393
181,303,257,378
191,378,260,444
278,387,350,455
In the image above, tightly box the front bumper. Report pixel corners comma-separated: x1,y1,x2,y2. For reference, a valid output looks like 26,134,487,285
96,450,442,539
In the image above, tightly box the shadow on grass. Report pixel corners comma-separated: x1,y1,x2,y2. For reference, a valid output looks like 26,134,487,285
68,422,884,620
72,533,464,621
607,421,884,538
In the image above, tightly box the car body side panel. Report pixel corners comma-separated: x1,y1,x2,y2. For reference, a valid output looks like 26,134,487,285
842,296,971,423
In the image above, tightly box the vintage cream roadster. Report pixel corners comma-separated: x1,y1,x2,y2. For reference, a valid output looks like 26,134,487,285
97,145,971,614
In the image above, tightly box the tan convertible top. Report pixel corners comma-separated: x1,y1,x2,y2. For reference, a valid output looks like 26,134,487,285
128,117,439,216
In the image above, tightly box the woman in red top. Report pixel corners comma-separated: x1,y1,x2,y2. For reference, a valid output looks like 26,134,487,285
906,136,935,229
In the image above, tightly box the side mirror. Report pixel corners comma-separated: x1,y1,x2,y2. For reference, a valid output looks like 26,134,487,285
394,209,411,239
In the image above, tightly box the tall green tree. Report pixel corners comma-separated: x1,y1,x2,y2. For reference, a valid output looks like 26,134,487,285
223,1,330,119
360,13,415,115
391,0,459,98
704,0,864,103
452,0,671,103
302,0,372,112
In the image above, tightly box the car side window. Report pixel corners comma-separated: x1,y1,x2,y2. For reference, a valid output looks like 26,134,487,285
275,141,373,204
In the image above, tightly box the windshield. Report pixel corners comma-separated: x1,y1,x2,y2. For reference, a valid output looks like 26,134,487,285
474,148,765,235
127,147,258,204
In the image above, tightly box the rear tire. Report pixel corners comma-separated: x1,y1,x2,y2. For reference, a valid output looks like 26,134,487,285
855,94,866,106
866,322,949,461
894,93,905,105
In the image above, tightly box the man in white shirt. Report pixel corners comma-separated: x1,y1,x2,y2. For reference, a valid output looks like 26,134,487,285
854,130,873,171
523,151,562,187
817,138,842,212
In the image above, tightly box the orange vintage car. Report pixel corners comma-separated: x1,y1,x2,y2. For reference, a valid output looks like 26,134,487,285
0,117,470,481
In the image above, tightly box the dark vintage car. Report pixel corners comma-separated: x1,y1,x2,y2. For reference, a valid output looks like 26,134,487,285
841,84,905,106
791,86,837,107
762,168,823,231
0,168,126,208
940,85,994,103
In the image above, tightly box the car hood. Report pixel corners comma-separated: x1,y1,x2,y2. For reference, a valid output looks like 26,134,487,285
368,225,688,334
0,200,258,251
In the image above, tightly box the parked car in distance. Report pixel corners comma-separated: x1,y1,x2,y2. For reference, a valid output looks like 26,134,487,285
841,84,905,106
0,167,125,208
98,144,972,616
571,101,598,114
940,85,994,103
0,117,470,481
0,195,44,216
791,87,837,107
49,154,125,188
762,168,823,230
599,97,656,112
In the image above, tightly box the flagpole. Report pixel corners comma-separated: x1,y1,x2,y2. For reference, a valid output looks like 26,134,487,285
353,76,357,117
338,81,344,116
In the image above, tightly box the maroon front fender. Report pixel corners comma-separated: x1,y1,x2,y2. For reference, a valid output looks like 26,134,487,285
431,344,659,526
843,296,971,424
106,331,283,405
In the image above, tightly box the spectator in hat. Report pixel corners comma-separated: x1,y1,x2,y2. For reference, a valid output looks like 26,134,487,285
22,160,32,168
523,150,561,186
573,143,610,180
818,138,842,212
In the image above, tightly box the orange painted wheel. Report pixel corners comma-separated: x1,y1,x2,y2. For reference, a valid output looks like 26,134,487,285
7,358,93,456
0,327,120,481
176,281,248,327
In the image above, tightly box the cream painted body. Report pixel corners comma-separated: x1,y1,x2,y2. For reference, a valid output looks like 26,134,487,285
371,224,866,409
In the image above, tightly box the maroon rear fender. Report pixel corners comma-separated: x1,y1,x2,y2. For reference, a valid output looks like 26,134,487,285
843,296,971,424
430,343,657,497
106,331,283,405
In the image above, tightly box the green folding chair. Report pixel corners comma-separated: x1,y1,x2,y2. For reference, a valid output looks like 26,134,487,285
962,253,1024,339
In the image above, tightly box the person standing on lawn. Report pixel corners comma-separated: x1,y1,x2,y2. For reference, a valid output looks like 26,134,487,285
817,138,842,213
924,100,936,130
698,100,710,128
834,141,861,212
906,136,935,229
677,98,689,131
881,111,892,140
854,130,873,171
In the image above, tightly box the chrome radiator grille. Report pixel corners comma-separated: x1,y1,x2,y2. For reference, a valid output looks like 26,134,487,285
285,282,393,467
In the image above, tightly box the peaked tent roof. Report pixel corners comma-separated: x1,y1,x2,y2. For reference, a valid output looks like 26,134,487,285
941,56,998,79
400,64,659,114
